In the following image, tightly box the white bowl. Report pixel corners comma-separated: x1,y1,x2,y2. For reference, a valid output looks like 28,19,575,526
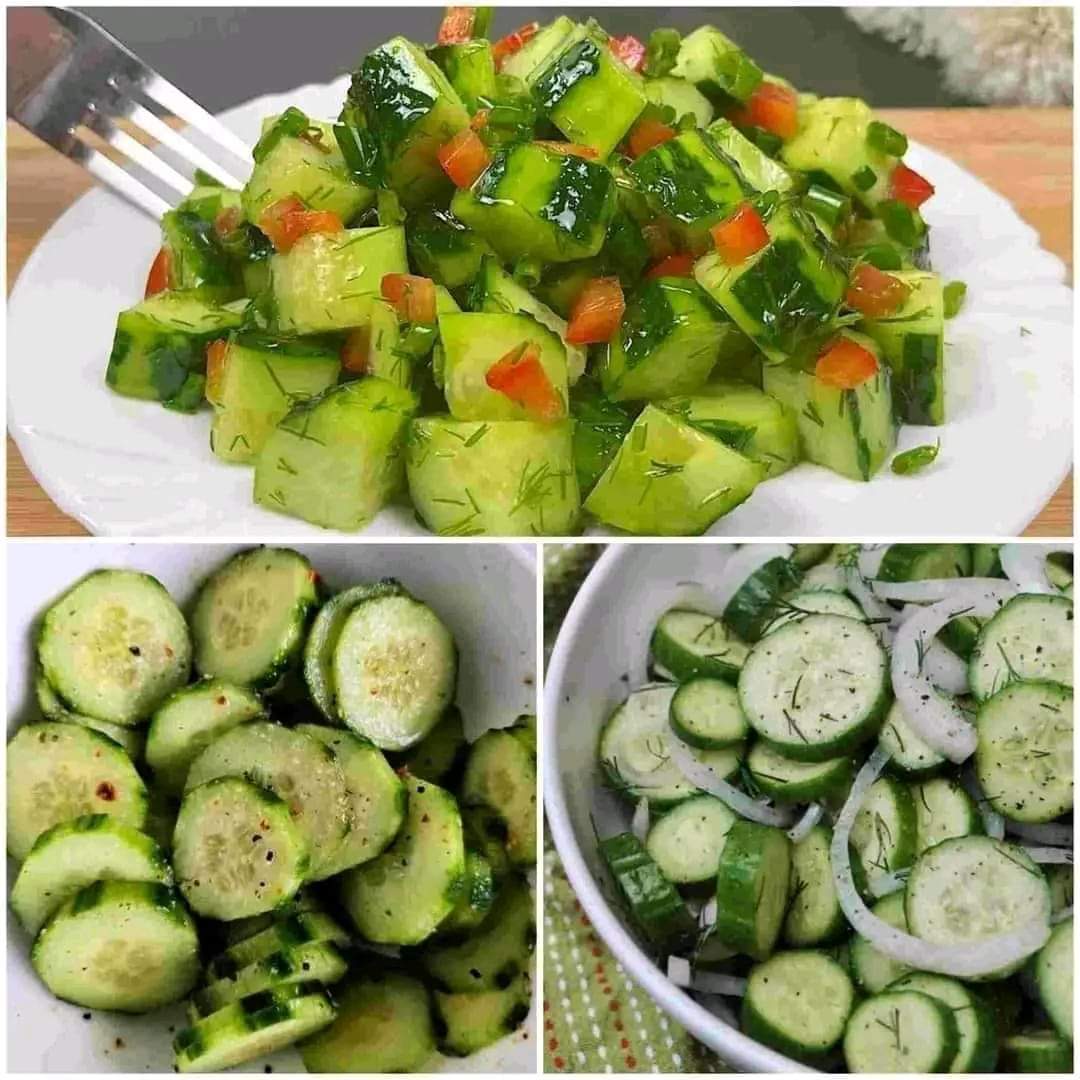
543,543,813,1073
7,541,537,1074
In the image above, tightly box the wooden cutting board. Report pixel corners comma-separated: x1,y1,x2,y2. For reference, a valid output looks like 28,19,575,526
6,108,1073,536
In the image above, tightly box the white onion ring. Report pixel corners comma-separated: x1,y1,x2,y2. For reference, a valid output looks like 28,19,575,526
857,544,889,581
650,661,679,683
698,896,718,930
787,803,825,844
921,643,969,695
1007,821,1074,846
631,797,650,843
868,870,910,899
1001,543,1072,594
871,577,1013,603
891,585,1019,762
690,971,749,997
1020,846,1074,865
830,745,1052,978
710,544,794,612
845,563,895,631
667,955,692,986
961,764,1005,840
667,735,796,827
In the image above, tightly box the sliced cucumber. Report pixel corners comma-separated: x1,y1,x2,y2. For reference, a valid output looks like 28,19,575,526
173,777,308,919
191,547,318,689
423,874,536,992
906,837,1050,979
999,1029,1074,1073
294,724,406,877
849,774,917,883
209,911,350,980
38,569,191,726
11,814,170,936
32,880,199,1012
887,972,998,1073
879,699,946,777
850,890,913,993
146,679,266,795
191,941,348,1017
174,984,336,1073
975,680,1073,823
221,890,322,948
185,721,351,881
35,669,146,755
742,950,854,1064
746,741,854,803
843,989,960,1073
645,794,737,885
738,614,889,762
332,592,457,751
340,773,465,945
302,579,405,720
669,677,749,749
440,850,497,937
1047,862,1074,918
650,608,749,683
461,729,537,868
783,824,847,947
763,589,864,635
463,805,513,880
911,775,980,854
1034,917,1072,1040
723,555,802,642
399,705,468,783
968,594,1073,701
298,972,436,1073
7,722,148,862
714,820,791,959
434,973,531,1056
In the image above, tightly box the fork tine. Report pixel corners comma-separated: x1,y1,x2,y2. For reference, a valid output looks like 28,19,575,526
139,73,253,166
74,138,172,219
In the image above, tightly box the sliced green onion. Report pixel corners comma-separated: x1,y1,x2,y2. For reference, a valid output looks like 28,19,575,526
253,106,310,164
867,120,908,158
891,441,940,476
943,281,967,319
512,257,543,289
805,183,851,228
471,7,495,38
644,28,681,77
878,199,925,247
851,165,878,192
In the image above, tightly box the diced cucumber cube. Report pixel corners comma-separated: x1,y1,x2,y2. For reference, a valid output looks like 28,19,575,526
451,143,617,264
707,118,797,193
254,377,416,530
645,76,714,128
242,114,373,225
177,185,242,223
162,211,242,301
105,292,245,410
429,40,498,112
859,271,945,426
694,203,846,364
349,37,470,207
270,226,408,335
440,312,569,422
762,331,896,481
671,26,763,105
499,16,577,82
407,208,493,289
406,417,580,536
569,378,637,497
584,404,765,535
598,277,731,401
207,333,341,464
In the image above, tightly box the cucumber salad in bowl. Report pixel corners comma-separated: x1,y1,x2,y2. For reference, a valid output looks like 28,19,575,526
7,548,536,1072
594,543,1073,1072
106,8,960,536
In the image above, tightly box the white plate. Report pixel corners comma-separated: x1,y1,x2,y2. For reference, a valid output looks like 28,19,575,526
7,80,1072,537
7,541,537,1073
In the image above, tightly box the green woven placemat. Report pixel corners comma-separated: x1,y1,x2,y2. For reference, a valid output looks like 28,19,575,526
543,545,728,1074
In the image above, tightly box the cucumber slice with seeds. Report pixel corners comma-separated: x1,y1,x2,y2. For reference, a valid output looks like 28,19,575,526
440,850,497,937
461,729,537,868
174,984,336,1073
714,820,791,959
11,814,171,936
38,569,191,726
295,724,406,877
34,668,146,756
32,880,199,1012
332,593,457,751
746,741,854,803
999,1029,1074,1073
723,555,803,642
783,824,847,947
879,699,946,777
910,775,980,854
849,774,917,884
651,608,749,683
146,679,266,795
7,721,148,862
850,890,913,993
669,677,749,749
1034,917,1072,1040
434,973,531,1056
209,912,350,979
843,989,960,1073
185,721,351,881
645,794,737,885
173,776,308,919
191,547,318,689
763,589,864,635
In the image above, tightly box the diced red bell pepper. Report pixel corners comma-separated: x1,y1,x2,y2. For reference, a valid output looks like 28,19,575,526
144,247,170,297
889,162,935,209
213,205,242,239
566,277,625,345
710,203,770,265
645,253,696,280
815,336,879,389
627,117,676,159
493,21,539,68
205,339,229,404
437,6,480,44
845,263,911,317
609,34,647,72
341,327,371,375
485,341,563,421
438,129,492,188
257,196,344,253
731,82,799,140
533,140,598,159
381,273,437,324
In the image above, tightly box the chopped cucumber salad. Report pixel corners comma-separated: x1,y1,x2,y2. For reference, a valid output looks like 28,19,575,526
106,9,961,536
8,548,536,1072
594,542,1073,1072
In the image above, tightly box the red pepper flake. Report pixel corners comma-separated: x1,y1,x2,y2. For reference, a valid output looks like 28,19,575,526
95,782,116,801
553,1057,565,1070
625,1056,637,1069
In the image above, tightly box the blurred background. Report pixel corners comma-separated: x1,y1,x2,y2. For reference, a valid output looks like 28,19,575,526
80,6,1072,112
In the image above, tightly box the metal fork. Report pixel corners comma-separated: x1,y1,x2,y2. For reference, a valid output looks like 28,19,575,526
8,7,252,218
